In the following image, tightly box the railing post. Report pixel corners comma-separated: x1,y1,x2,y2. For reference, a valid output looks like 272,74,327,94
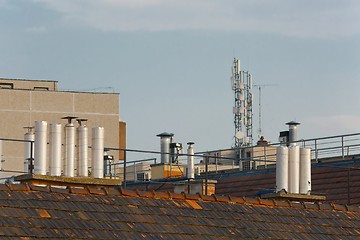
29,141,34,174
215,154,218,173
315,139,318,163
342,136,344,160
123,150,126,189
264,146,267,169
205,156,208,195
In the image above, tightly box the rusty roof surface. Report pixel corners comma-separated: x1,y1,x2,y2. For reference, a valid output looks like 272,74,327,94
0,183,360,239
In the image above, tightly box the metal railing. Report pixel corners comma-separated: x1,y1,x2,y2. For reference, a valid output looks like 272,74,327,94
1,132,360,188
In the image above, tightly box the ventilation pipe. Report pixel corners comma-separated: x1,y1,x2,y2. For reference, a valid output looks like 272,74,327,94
77,119,88,177
49,124,62,176
62,116,77,177
34,121,47,175
300,147,311,194
275,146,288,192
288,145,300,194
156,132,174,164
187,142,195,179
92,127,104,178
24,127,34,173
286,121,300,146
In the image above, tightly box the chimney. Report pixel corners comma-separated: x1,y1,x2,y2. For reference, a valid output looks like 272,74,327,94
23,127,34,173
156,132,173,164
49,123,62,176
187,142,195,179
62,116,78,177
77,119,88,177
91,127,104,178
300,147,311,194
275,146,288,192
34,121,47,175
288,145,300,194
286,121,300,146
262,122,323,202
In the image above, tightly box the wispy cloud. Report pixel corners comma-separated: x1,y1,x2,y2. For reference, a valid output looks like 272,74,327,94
31,0,360,38
26,26,47,33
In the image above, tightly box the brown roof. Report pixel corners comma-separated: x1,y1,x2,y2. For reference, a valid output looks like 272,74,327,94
0,183,360,239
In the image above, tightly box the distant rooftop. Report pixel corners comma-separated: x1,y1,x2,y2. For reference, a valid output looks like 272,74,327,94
0,78,58,91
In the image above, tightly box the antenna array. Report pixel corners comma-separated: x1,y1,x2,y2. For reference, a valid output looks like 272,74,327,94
231,58,253,148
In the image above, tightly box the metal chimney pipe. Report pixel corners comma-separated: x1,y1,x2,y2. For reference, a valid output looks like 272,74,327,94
275,146,288,193
156,132,174,164
300,147,311,194
24,127,34,173
187,142,195,179
286,121,300,146
77,119,88,177
62,116,77,177
92,127,104,178
50,124,62,176
288,145,300,194
34,121,47,175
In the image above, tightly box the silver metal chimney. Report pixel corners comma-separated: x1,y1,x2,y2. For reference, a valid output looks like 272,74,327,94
187,142,195,179
62,116,78,177
286,121,300,146
156,132,174,164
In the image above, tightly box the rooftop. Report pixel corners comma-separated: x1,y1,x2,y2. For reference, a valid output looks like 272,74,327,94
0,182,360,239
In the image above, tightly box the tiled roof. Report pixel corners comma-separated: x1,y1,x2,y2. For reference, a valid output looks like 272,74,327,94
0,183,360,239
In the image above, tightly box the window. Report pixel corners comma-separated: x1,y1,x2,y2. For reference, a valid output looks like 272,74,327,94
0,83,14,89
34,87,49,91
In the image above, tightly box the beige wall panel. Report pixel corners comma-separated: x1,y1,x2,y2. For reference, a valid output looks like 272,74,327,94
74,93,119,114
31,91,74,112
0,78,57,90
0,90,31,111
0,112,32,174
0,111,30,139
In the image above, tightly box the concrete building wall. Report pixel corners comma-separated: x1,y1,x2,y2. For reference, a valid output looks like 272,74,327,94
0,78,124,178
0,78,57,90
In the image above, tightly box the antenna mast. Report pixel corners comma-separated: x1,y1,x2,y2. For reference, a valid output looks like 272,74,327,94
231,58,253,148
253,84,278,139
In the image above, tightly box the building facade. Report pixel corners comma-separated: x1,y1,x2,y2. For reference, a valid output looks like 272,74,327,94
0,78,125,178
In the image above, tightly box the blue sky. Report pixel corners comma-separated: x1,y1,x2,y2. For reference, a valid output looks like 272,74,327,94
0,0,360,159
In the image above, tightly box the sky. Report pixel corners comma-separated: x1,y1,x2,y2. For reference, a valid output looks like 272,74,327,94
0,0,360,160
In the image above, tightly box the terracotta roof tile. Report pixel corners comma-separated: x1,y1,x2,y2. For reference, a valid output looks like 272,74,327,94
50,186,69,194
119,187,138,197
6,183,29,191
228,195,245,204
0,183,359,239
103,187,121,196
213,194,231,203
168,191,186,200
199,194,216,202
86,186,106,195
153,190,171,199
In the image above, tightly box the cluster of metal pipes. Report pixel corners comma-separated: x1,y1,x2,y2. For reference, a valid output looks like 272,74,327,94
24,120,105,178
157,133,195,179
276,145,311,194
276,122,311,194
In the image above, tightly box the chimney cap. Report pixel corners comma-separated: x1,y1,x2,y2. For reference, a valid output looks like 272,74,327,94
62,116,78,124
156,132,174,137
286,121,300,126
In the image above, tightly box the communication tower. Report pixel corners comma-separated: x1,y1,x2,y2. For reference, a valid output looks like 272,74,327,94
231,58,253,148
